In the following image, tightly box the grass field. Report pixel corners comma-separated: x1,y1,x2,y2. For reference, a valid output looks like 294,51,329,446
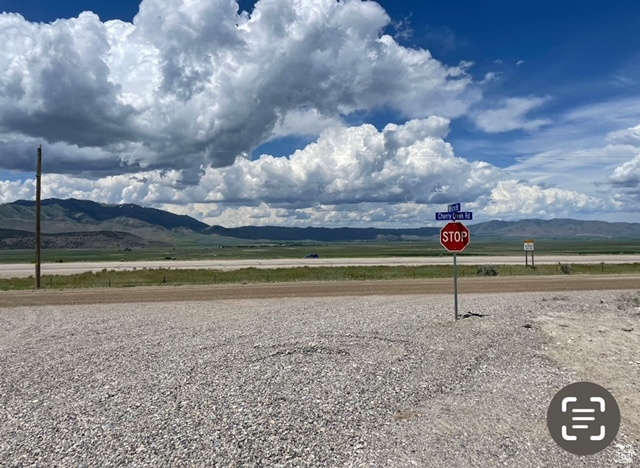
1,262,639,291
2,239,640,264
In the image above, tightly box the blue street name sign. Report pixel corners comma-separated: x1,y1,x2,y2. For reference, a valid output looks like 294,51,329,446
448,203,461,213
453,211,473,221
435,212,454,220
435,211,473,221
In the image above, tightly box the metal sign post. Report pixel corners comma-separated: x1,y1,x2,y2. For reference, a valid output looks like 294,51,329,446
35,145,42,290
524,239,535,267
439,207,471,321
453,252,458,320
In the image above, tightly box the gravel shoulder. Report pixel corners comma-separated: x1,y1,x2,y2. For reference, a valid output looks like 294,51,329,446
1,288,639,466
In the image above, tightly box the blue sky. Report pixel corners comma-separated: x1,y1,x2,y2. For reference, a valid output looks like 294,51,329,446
1,0,639,226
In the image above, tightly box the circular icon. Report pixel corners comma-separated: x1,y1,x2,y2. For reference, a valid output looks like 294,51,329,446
547,381,620,456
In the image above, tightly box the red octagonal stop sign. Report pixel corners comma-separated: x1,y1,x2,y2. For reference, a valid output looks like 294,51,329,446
440,222,470,252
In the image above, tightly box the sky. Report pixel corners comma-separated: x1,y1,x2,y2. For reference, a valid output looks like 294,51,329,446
0,0,639,228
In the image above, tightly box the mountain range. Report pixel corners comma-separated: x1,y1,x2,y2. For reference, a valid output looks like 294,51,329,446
1,198,640,249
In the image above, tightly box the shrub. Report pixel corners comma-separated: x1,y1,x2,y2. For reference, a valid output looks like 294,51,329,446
559,263,572,275
477,265,499,277
616,292,640,311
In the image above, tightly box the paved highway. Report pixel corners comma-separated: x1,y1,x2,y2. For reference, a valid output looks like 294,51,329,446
1,255,639,278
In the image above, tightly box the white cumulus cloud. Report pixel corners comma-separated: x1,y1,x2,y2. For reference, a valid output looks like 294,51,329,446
0,0,481,180
479,180,609,219
1,0,635,225
0,117,618,226
607,153,640,205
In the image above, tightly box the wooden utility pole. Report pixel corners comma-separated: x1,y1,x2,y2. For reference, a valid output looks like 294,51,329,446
35,145,42,289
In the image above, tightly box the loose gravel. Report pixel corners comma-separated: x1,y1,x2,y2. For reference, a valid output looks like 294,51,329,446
1,290,639,467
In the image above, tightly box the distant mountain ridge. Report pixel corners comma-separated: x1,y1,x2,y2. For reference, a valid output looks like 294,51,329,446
206,219,640,240
0,228,163,250
470,218,640,238
203,225,441,241
1,198,640,249
8,199,208,233
0,198,209,249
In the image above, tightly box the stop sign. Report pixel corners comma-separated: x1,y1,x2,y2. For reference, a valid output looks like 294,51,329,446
440,222,470,252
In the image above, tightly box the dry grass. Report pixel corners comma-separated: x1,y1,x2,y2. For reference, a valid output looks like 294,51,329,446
0,263,638,291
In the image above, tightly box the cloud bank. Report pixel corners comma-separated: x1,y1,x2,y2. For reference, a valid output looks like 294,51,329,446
0,0,637,226
0,0,479,179
1,117,613,227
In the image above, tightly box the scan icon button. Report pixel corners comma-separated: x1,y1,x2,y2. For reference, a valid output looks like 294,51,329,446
547,382,620,456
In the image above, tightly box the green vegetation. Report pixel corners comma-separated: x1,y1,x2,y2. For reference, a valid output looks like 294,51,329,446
2,238,640,264
558,263,572,274
1,263,638,291
477,265,499,276
616,291,640,312
541,295,571,302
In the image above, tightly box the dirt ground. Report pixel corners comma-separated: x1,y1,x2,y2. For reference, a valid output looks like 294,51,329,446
1,274,639,307
1,275,639,464
3,276,639,445
535,291,640,450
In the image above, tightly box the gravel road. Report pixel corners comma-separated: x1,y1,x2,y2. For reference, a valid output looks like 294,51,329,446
2,275,640,307
1,289,639,467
